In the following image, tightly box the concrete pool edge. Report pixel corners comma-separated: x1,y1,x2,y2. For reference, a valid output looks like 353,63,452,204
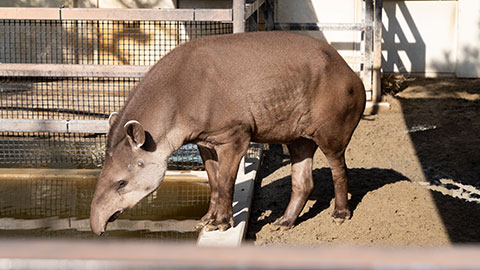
0,168,208,182
197,146,263,247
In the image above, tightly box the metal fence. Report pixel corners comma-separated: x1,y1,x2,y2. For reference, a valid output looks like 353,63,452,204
0,20,233,66
0,9,244,168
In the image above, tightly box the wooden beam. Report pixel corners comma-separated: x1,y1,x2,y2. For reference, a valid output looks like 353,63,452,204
274,22,364,31
61,8,193,21
0,64,150,78
0,7,58,20
0,119,109,133
362,0,374,92
343,55,364,65
372,0,383,102
233,0,246,33
195,9,232,22
0,7,233,22
245,0,265,19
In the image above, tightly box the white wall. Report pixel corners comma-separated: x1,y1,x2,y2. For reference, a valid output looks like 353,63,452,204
276,0,479,78
456,0,480,77
382,0,457,76
275,0,362,61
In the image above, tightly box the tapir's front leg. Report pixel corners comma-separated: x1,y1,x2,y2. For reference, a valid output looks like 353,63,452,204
196,146,219,230
200,138,250,232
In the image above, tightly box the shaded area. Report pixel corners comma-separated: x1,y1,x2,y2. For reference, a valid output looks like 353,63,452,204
396,78,480,243
398,96,480,186
248,144,408,240
430,190,480,243
248,78,480,245
382,1,425,74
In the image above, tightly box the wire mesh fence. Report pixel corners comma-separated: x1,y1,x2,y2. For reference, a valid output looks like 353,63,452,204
0,18,234,169
0,177,210,220
0,77,133,120
0,20,233,65
0,131,105,167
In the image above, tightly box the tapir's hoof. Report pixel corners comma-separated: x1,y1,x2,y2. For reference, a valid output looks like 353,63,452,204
195,219,213,231
205,223,228,232
332,209,351,224
204,218,234,232
272,216,294,230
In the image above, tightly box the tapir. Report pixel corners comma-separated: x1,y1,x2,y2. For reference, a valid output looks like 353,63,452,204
90,31,365,235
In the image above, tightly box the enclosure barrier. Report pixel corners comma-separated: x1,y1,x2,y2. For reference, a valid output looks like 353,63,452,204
0,0,265,168
265,0,383,102
0,240,479,270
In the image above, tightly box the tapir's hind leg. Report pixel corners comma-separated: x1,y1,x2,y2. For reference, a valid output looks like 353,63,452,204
323,149,350,220
275,138,317,228
315,128,355,221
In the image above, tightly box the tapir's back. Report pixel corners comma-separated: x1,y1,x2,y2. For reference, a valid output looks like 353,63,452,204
139,32,365,143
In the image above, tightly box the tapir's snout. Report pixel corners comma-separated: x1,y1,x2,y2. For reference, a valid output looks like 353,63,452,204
89,192,125,236
90,206,107,236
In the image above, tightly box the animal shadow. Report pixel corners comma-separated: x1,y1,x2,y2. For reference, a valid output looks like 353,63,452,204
248,163,408,239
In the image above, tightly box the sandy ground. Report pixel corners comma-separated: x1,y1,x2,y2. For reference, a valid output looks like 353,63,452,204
246,77,480,246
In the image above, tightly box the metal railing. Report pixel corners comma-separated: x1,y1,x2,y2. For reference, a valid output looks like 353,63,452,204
264,0,383,102
0,0,266,168
0,240,479,270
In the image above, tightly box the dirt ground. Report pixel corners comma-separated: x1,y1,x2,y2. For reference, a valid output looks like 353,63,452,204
246,77,480,246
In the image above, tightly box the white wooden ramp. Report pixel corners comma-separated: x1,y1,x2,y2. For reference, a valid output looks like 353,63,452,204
197,145,262,247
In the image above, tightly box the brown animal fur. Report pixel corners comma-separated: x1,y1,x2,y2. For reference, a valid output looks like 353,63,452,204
90,31,365,235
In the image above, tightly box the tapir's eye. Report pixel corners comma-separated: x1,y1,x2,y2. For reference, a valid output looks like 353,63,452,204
137,160,144,168
117,180,128,189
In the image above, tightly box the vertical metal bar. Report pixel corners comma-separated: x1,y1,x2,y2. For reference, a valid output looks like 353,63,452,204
264,0,275,31
233,0,246,33
372,0,383,102
248,10,258,32
363,0,373,96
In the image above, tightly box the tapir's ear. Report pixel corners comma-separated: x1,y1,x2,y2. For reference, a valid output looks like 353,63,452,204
124,120,145,149
108,112,119,127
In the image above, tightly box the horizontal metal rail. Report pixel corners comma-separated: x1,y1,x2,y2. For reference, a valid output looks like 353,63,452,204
343,55,364,65
0,7,233,22
0,119,109,133
0,64,149,78
275,22,366,31
245,0,265,19
1,241,480,270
